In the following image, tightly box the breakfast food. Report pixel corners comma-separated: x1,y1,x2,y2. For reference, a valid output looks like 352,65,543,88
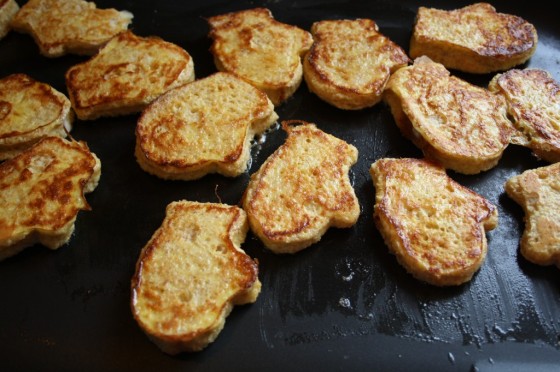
131,200,261,354
135,72,278,181
242,121,360,254
207,7,313,106
505,163,560,268
303,18,410,110
0,73,73,160
409,2,538,73
0,136,101,261
66,31,195,120
10,0,133,57
370,158,498,286
0,0,18,39
489,68,560,163
383,56,513,174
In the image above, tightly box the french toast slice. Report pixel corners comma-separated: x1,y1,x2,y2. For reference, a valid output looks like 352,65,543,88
208,7,313,106
489,68,560,163
0,73,73,160
0,0,18,39
303,18,410,110
370,158,498,286
409,3,537,74
383,56,513,174
131,201,261,354
505,163,560,268
0,136,101,261
66,31,195,120
242,121,360,254
10,0,133,57
135,72,278,181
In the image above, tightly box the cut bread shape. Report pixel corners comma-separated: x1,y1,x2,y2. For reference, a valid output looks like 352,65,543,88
135,72,278,181
65,31,194,120
505,163,560,268
383,56,513,174
0,136,101,261
0,73,73,160
370,157,498,286
303,18,410,110
0,0,19,39
10,0,133,57
410,2,537,74
208,7,313,106
489,68,560,163
131,200,261,354
242,121,360,254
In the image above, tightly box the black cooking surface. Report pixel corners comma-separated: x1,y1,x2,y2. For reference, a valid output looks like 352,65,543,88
1,1,559,371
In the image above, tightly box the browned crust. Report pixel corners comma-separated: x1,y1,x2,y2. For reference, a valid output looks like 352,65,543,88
0,136,99,260
504,163,560,268
410,3,537,73
65,31,193,120
207,7,312,106
0,137,97,228
130,202,260,353
489,68,560,163
135,72,276,180
242,120,359,253
304,18,410,110
371,158,497,286
10,0,132,57
0,74,67,139
383,57,512,174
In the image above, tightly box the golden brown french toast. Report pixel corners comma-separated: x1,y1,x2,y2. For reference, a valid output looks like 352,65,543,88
409,3,537,74
0,0,18,39
383,56,513,174
131,200,261,354
505,163,560,268
0,73,73,160
303,18,410,110
0,136,101,261
66,31,195,120
242,120,360,254
135,72,277,181
208,7,313,106
370,158,498,286
489,68,560,163
10,0,133,57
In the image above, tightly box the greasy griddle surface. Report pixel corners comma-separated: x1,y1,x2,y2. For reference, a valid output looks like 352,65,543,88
0,1,558,370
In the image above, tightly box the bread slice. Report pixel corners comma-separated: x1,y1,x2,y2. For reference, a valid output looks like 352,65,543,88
0,136,101,261
0,0,18,39
383,56,513,174
410,3,537,74
242,121,360,254
208,7,313,106
489,68,560,163
66,31,195,120
370,158,498,286
0,73,73,160
10,0,133,57
131,200,261,354
136,72,278,181
303,18,410,110
505,163,560,268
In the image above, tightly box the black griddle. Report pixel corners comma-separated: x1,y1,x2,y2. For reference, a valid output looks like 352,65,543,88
1,1,559,371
